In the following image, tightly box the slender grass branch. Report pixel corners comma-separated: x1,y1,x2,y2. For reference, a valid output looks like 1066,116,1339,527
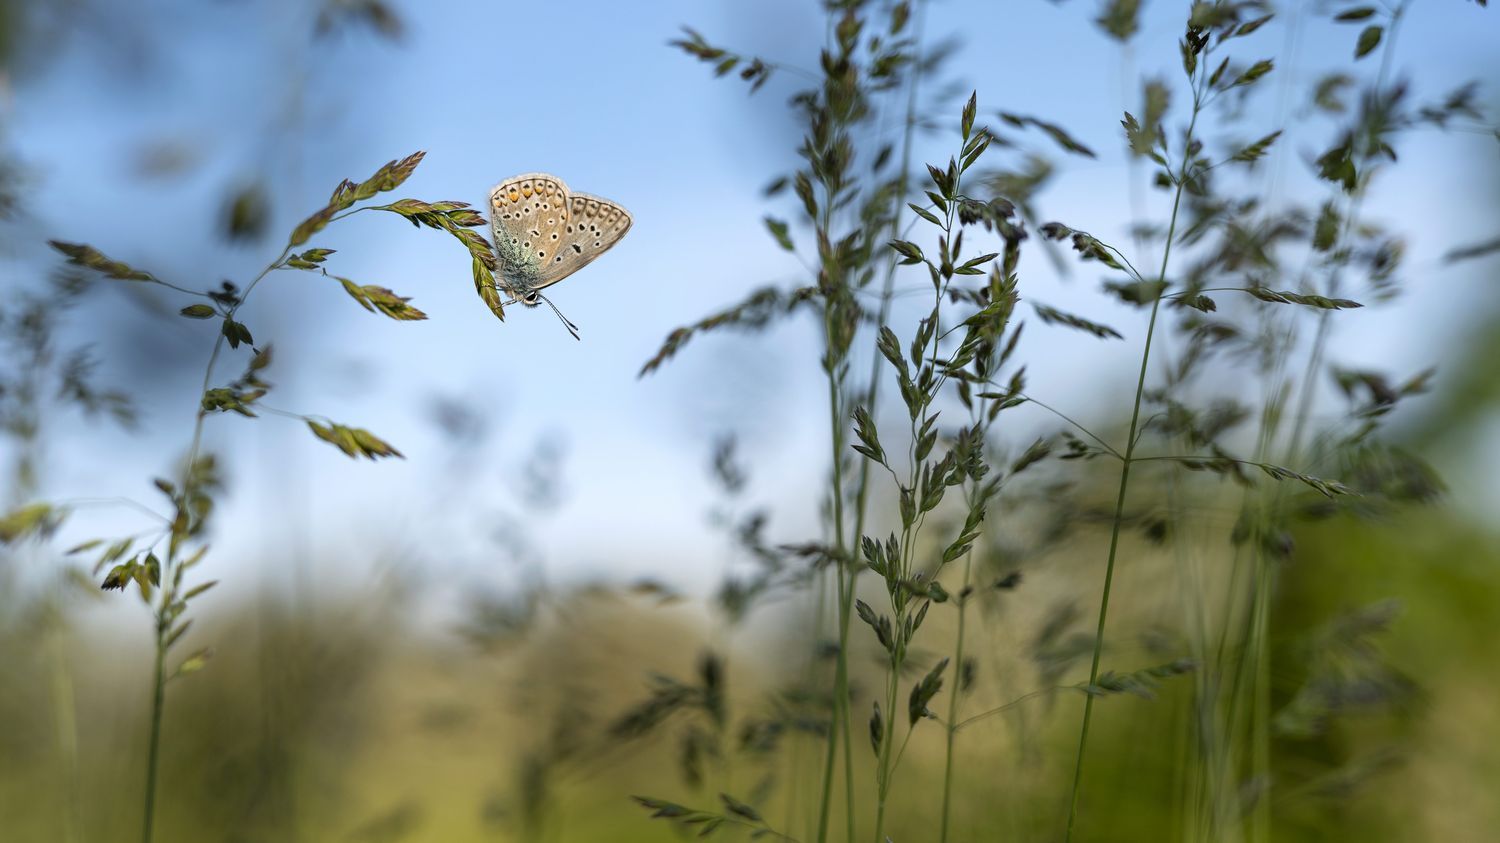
139,619,167,843
60,497,172,525
1231,10,1410,841
1065,50,1206,843
952,687,1060,731
939,553,972,843
816,7,929,842
1013,393,1123,459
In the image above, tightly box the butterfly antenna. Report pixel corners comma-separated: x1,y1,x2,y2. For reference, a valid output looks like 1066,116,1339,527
536,292,581,341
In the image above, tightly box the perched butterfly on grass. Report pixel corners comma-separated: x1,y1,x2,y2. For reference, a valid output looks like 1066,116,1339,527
488,173,632,339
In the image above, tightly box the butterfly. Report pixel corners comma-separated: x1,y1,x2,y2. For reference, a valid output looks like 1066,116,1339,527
487,173,632,339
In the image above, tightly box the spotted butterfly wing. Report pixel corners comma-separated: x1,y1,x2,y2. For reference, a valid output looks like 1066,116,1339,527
487,173,631,303
547,191,632,287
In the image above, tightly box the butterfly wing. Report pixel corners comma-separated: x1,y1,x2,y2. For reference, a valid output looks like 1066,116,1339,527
488,173,572,297
533,191,632,290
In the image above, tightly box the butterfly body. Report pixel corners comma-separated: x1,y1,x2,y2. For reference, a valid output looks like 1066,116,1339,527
487,172,631,307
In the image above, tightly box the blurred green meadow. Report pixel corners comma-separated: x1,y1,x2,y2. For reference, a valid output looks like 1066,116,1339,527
3,1,1500,842
5,500,1500,841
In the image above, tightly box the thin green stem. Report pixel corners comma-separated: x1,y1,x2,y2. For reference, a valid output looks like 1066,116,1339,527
872,645,901,843
874,293,938,843
951,687,1058,731
61,496,172,525
875,174,954,843
939,555,972,843
820,6,929,840
791,569,831,836
1012,392,1122,459
151,279,215,300
887,715,918,780
1061,309,1155,838
47,616,82,843
812,346,842,819
233,245,296,322
872,361,924,843
1286,3,1405,467
814,368,851,843
1162,422,1216,843
813,46,855,841
1248,560,1274,843
138,240,290,843
1065,66,1203,842
326,206,371,226
140,621,167,843
1234,12,1408,841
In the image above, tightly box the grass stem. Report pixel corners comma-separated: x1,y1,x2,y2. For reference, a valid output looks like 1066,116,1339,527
140,622,167,843
1065,65,1204,841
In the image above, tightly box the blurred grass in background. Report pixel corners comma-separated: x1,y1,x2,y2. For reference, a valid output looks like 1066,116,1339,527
3,503,1498,841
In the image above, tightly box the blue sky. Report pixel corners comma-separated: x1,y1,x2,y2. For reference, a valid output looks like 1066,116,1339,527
5,0,1498,606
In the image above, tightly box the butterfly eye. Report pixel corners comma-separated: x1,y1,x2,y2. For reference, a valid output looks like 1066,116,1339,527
523,291,540,306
